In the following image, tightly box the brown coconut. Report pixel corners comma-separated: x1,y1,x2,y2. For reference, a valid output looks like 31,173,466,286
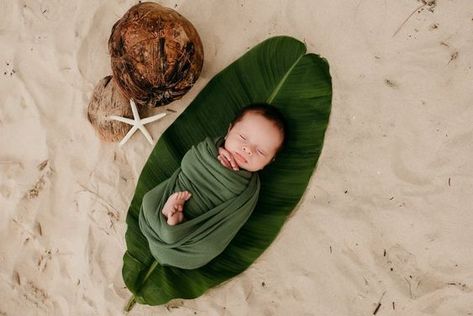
108,2,204,107
88,75,145,142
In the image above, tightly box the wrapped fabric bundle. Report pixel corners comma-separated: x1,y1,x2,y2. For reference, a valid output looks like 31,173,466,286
138,137,260,269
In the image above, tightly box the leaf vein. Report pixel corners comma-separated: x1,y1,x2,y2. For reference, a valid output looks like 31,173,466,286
266,53,305,104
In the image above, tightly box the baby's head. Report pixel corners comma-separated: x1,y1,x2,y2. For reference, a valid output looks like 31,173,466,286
224,103,287,172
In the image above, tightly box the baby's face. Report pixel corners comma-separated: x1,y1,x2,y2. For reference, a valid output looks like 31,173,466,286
224,111,283,172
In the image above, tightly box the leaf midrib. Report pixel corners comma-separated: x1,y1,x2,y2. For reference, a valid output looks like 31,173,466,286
266,53,304,104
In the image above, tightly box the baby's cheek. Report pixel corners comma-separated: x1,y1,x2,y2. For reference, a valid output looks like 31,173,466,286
223,141,232,151
256,158,269,170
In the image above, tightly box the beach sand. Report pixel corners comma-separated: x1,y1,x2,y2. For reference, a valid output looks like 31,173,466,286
1,0,473,315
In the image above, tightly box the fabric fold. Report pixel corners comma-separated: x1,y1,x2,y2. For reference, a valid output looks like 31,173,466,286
138,137,260,269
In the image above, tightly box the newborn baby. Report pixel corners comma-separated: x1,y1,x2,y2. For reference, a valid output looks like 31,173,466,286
162,103,286,225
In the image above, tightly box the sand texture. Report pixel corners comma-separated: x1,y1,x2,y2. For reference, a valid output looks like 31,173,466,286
1,0,473,315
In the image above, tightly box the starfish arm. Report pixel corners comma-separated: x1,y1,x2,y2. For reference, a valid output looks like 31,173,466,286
112,99,164,147
108,115,135,125
119,125,138,147
138,125,154,145
141,113,167,124
129,99,141,122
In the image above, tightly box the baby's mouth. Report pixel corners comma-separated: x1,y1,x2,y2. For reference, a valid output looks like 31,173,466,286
233,152,247,165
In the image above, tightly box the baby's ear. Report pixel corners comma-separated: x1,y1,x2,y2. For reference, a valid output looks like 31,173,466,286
227,123,232,133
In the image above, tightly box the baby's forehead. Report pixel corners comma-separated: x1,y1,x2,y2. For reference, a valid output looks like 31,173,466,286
238,111,271,124
235,112,282,136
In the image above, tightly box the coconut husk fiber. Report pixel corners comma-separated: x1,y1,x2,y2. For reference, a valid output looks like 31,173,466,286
108,2,204,107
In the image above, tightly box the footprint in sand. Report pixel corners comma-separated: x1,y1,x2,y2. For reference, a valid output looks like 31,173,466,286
391,137,433,187
76,3,121,85
383,244,447,299
14,280,52,313
86,226,120,282
0,1,18,31
0,161,23,201
0,183,13,199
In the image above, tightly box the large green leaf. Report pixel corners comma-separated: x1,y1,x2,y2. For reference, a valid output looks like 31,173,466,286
122,36,332,310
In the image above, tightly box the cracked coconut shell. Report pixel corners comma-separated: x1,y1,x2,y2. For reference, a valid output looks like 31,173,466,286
88,75,137,142
108,2,204,107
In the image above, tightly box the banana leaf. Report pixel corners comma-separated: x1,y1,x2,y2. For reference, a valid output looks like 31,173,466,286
122,36,332,310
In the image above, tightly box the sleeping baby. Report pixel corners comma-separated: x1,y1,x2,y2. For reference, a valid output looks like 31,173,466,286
138,103,287,269
162,103,287,225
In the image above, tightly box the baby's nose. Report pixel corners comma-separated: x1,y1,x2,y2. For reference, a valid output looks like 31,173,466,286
242,145,252,156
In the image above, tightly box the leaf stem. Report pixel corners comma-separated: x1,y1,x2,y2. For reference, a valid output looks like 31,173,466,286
124,295,137,312
123,260,159,312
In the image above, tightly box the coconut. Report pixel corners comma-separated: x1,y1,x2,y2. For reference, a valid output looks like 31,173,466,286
87,75,143,142
108,2,204,107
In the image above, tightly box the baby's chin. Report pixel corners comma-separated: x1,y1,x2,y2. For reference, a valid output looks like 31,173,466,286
234,159,250,172
236,161,259,172
229,151,252,171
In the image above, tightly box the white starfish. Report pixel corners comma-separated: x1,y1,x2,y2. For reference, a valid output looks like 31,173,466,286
108,99,167,146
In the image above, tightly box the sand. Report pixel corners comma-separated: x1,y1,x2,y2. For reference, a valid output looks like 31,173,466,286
1,0,473,315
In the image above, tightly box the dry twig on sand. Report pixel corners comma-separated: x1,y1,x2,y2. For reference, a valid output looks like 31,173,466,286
392,0,436,37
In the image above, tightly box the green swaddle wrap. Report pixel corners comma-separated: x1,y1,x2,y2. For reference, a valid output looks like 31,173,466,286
138,137,261,269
